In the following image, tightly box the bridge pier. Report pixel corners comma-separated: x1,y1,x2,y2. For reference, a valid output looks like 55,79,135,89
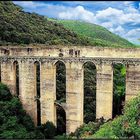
66,61,84,134
1,61,17,96
18,60,37,126
126,64,140,101
96,63,113,120
40,61,56,126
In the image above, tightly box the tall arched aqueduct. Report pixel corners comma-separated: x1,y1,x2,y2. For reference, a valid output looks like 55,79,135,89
0,46,140,134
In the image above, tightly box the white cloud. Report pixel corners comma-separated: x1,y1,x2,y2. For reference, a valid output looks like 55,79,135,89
114,26,125,35
126,6,139,13
101,22,113,28
125,28,140,38
95,7,124,26
120,13,140,25
96,7,123,19
108,26,125,35
13,1,45,9
122,28,140,45
123,1,134,6
93,6,140,28
58,6,95,23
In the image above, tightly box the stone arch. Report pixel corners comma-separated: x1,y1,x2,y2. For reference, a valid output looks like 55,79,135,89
112,62,126,117
82,60,97,69
13,60,19,96
53,59,66,67
54,60,66,134
54,60,66,102
55,102,66,134
83,61,97,123
112,61,125,66
34,61,41,126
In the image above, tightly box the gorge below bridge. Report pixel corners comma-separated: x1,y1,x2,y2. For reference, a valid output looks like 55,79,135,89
0,45,140,134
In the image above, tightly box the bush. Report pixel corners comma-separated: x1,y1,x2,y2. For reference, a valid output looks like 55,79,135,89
0,83,12,101
71,118,105,139
54,134,72,140
0,83,44,139
93,95,140,139
39,121,56,139
93,122,118,139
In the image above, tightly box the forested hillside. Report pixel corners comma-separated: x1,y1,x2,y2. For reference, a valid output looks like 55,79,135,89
0,1,136,48
0,1,90,46
49,19,135,48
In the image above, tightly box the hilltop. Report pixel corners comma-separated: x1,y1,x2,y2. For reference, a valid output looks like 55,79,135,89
49,19,136,48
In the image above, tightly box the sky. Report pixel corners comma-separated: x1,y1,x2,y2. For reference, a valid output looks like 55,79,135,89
13,1,140,45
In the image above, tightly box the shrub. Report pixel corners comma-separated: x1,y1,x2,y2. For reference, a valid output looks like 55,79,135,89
0,83,12,101
122,95,140,139
72,118,105,139
93,95,140,139
0,82,44,139
39,121,56,139
93,122,118,139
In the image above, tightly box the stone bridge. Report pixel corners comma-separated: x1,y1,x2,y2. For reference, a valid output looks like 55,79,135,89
0,45,140,134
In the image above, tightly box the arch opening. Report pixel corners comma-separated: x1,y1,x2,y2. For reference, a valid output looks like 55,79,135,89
55,61,66,134
56,105,66,135
34,61,41,126
113,63,126,118
83,61,96,123
13,61,19,96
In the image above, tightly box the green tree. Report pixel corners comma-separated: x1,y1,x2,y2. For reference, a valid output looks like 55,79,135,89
0,83,44,139
39,121,56,139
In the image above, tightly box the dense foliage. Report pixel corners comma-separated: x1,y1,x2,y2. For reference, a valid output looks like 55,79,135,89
56,61,66,103
72,118,105,139
49,19,137,48
93,95,140,139
38,121,56,139
113,64,126,117
0,83,59,139
83,62,96,123
0,1,90,46
0,83,44,139
66,95,140,139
